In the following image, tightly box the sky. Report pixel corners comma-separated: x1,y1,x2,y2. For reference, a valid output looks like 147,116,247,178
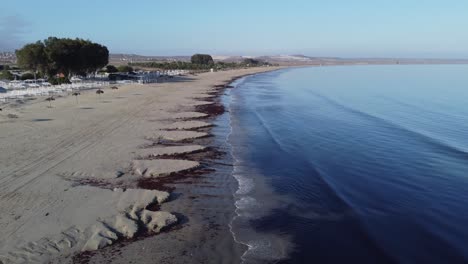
1,0,467,58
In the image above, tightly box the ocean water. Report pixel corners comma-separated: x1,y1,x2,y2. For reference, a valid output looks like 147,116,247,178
226,65,468,264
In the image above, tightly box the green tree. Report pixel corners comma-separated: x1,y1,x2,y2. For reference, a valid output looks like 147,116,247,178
106,65,118,73
0,69,14,80
79,42,109,74
117,65,134,72
44,37,84,77
15,41,47,79
243,58,261,66
22,37,110,78
191,54,214,65
21,73,35,80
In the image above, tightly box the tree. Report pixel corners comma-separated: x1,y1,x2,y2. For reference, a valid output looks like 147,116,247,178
106,65,118,73
21,73,35,80
44,37,79,77
117,65,133,73
15,37,109,79
0,68,14,80
79,42,109,74
243,58,261,66
191,54,214,65
15,41,47,79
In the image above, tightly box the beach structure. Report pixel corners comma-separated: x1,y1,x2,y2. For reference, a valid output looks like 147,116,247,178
109,71,168,84
0,80,110,102
70,76,83,83
0,69,190,102
136,71,160,84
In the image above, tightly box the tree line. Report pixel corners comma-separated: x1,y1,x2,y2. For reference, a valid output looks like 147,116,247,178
15,37,109,80
5,45,271,83
130,61,230,71
131,54,270,71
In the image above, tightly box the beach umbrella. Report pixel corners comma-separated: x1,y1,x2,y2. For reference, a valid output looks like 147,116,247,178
72,92,80,104
111,86,118,96
45,96,55,107
96,89,104,100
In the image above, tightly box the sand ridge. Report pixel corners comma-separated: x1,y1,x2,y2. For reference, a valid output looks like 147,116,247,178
136,145,206,159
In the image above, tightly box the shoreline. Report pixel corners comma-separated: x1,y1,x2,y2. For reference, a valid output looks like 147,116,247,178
0,67,283,263
74,67,285,264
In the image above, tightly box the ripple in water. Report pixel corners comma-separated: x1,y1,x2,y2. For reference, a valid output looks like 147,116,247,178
225,66,468,264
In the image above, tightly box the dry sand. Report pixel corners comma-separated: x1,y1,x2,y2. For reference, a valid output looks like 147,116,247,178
0,67,281,263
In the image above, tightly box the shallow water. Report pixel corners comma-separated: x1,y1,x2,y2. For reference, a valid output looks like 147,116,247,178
227,65,468,263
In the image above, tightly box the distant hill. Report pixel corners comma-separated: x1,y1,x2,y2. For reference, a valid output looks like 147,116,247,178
213,55,468,66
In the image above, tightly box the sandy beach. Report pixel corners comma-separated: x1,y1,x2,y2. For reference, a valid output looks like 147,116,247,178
0,67,281,263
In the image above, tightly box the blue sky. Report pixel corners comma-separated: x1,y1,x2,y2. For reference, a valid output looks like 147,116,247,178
1,0,467,58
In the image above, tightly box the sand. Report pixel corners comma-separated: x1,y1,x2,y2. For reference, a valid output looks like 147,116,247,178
0,67,281,263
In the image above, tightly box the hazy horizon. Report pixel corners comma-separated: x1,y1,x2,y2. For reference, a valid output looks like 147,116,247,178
1,0,468,59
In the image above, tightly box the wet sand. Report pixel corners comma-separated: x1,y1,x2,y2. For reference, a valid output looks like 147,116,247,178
0,67,281,263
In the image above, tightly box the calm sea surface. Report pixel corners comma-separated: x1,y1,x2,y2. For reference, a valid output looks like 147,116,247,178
226,65,468,264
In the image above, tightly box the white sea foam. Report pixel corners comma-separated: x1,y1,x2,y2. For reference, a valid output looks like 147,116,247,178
226,75,292,264
234,196,260,218
233,173,255,195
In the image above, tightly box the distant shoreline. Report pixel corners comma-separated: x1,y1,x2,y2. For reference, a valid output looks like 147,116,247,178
2,51,468,66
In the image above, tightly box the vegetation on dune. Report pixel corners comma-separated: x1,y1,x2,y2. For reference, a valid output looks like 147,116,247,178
106,65,119,73
191,54,214,65
117,65,134,73
243,58,262,65
130,61,212,70
15,37,109,79
130,55,270,71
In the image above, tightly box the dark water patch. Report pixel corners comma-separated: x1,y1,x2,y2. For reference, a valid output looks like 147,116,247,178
228,65,468,264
